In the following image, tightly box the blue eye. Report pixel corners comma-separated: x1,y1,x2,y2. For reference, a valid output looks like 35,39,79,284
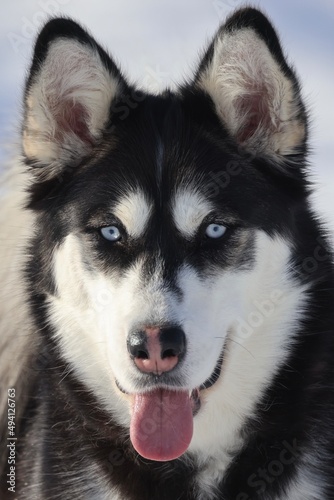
205,224,226,239
100,226,122,242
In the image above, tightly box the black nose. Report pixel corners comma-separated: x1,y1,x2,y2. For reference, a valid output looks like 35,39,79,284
160,327,186,359
127,326,186,361
127,330,148,359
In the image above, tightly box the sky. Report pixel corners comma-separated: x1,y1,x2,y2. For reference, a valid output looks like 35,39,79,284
0,0,333,228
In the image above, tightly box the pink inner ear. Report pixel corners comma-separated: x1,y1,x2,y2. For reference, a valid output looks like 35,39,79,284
235,83,275,144
54,99,94,147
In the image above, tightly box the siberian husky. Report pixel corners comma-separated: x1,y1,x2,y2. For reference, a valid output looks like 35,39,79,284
1,7,334,500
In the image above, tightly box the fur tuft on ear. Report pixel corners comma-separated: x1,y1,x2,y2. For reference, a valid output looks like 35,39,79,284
23,18,126,180
195,8,307,158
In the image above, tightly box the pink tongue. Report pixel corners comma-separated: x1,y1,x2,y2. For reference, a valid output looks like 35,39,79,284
130,389,193,461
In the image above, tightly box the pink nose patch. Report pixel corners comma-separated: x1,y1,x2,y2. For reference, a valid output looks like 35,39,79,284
134,353,179,374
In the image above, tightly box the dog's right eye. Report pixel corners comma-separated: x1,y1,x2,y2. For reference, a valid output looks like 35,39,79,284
205,224,227,239
100,226,122,242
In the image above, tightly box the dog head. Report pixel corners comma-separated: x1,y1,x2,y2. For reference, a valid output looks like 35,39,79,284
23,9,309,461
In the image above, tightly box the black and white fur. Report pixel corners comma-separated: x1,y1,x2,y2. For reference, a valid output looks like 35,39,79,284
1,7,334,499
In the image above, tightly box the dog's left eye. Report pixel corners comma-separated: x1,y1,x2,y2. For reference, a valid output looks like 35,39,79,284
100,226,122,242
205,224,227,239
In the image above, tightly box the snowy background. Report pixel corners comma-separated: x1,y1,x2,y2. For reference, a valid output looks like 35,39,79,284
1,0,333,229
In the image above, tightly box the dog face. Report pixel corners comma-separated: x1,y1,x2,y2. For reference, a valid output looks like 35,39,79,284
24,9,308,461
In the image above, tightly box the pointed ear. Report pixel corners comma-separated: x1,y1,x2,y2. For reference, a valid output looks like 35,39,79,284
194,8,307,158
23,18,127,180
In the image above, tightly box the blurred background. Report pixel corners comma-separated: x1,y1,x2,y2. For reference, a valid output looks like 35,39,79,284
1,0,333,229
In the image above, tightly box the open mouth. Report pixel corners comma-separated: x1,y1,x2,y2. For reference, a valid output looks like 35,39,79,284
115,353,224,462
116,351,224,414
